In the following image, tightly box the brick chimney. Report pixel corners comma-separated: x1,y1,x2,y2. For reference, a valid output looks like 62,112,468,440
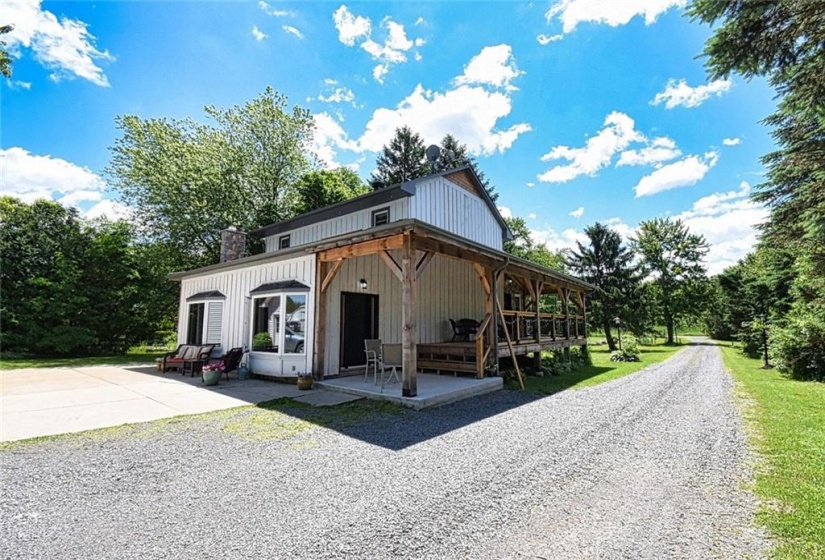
220,227,247,263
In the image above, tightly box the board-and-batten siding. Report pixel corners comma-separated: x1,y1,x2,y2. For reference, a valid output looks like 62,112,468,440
322,253,485,376
264,198,410,252
177,255,315,377
409,178,503,250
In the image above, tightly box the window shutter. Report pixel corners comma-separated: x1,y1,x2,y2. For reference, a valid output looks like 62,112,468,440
206,301,224,344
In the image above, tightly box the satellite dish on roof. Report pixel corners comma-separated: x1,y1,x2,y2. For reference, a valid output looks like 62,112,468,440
425,144,441,173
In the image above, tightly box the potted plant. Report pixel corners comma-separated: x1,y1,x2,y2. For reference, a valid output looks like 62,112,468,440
201,362,224,386
296,372,313,390
252,332,273,351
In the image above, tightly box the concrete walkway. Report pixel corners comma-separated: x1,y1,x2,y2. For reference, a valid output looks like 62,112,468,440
0,365,306,442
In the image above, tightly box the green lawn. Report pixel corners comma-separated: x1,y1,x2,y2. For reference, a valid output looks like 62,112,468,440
508,339,685,394
719,344,825,559
0,351,165,370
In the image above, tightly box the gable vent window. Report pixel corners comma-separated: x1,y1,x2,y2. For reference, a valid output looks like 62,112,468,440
372,207,390,227
279,234,291,250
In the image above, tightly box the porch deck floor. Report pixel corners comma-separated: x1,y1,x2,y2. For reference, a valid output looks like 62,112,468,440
316,373,502,410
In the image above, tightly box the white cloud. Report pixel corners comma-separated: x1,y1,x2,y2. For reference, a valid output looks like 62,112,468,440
333,5,371,45
498,206,513,219
569,206,584,218
530,225,589,253
332,6,422,83
454,44,523,91
282,25,304,39
84,199,132,221
318,86,355,104
723,137,741,146
0,147,106,203
357,84,531,156
526,182,535,187
538,111,644,183
634,151,718,197
6,79,32,90
528,213,537,219
4,0,114,86
546,0,686,33
415,17,426,26
251,26,268,41
617,136,681,167
652,78,732,109
312,112,358,169
674,182,767,274
258,1,293,17
536,33,563,45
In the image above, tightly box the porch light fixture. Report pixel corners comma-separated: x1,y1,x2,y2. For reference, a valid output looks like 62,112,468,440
359,278,368,291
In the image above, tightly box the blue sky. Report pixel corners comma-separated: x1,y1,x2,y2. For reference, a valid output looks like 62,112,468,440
2,0,777,274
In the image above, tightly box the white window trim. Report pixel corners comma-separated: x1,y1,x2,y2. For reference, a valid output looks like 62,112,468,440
249,292,306,356
186,299,224,345
371,207,390,227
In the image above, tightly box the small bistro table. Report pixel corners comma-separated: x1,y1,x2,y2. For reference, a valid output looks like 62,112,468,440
181,359,204,377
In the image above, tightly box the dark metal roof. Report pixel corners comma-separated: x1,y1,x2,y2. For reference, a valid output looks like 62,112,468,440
250,280,310,294
250,182,416,238
248,166,512,241
186,290,225,301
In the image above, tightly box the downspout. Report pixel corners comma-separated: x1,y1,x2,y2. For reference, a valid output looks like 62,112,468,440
492,256,510,376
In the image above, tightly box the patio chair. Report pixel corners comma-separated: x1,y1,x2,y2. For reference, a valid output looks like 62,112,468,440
449,318,480,342
364,339,382,384
207,347,243,380
162,344,216,373
379,343,402,392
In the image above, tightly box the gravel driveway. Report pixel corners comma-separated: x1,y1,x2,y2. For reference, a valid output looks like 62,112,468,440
1,340,768,559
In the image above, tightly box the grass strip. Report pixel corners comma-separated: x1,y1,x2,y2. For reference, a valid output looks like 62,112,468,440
719,344,825,558
0,352,164,370
508,339,684,394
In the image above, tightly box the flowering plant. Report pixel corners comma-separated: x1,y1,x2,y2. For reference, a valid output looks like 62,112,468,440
202,361,226,373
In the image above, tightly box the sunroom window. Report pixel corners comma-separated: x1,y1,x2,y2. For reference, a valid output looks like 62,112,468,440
249,281,309,355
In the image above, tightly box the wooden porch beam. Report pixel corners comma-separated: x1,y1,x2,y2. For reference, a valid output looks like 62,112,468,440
401,233,418,397
378,251,403,282
472,263,492,296
495,294,524,390
320,259,343,294
415,251,434,281
319,234,405,262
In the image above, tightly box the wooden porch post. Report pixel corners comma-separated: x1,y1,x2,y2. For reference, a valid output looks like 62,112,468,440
563,288,571,361
401,233,418,397
313,258,328,379
533,280,542,370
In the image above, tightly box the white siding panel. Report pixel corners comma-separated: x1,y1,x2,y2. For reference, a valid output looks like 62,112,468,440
323,253,485,375
177,255,315,377
264,198,409,253
409,178,503,250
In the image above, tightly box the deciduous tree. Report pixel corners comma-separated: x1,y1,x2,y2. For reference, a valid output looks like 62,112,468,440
632,218,709,344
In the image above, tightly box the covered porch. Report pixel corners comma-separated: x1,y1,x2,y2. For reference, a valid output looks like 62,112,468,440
317,372,503,410
311,220,591,397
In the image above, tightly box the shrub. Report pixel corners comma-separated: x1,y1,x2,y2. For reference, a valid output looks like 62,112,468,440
252,332,272,350
609,334,641,362
770,311,825,381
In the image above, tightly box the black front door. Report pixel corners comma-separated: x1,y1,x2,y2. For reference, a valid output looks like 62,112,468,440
340,292,379,368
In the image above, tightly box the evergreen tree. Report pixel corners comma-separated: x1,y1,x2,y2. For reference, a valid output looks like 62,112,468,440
690,0,825,379
566,222,643,351
370,126,428,185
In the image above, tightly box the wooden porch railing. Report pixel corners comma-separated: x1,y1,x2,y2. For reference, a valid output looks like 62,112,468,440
498,310,586,343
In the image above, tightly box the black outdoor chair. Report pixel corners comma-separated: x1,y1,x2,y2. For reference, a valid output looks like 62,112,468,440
449,318,480,342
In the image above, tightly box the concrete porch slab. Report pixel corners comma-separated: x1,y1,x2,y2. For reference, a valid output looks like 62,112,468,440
292,390,364,407
316,373,502,410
